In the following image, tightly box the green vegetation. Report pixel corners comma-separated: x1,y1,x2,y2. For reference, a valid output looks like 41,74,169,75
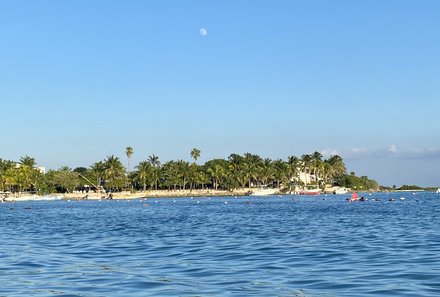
334,172,380,191
0,150,381,194
394,184,439,191
379,184,437,192
396,185,423,191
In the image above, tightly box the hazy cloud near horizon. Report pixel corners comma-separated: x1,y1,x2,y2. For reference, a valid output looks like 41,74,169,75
321,146,440,186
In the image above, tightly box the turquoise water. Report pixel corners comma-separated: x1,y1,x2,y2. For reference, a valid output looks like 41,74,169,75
1,192,439,296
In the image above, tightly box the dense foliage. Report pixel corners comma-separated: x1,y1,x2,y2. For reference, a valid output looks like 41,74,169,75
334,172,380,191
0,149,380,194
397,185,424,191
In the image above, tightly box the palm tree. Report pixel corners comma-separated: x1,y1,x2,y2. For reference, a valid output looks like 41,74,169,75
135,161,150,191
148,154,161,168
15,165,34,192
4,167,17,192
46,167,80,193
103,155,125,188
194,171,209,189
207,163,225,190
90,161,105,188
0,159,15,191
228,154,246,189
161,161,180,190
60,166,72,172
243,153,262,189
188,163,199,191
177,160,190,190
20,155,36,168
259,158,274,187
16,156,40,192
326,155,346,184
190,148,201,164
228,154,243,173
311,151,323,184
322,161,334,184
301,154,313,185
147,154,161,190
273,159,287,189
125,146,133,173
149,166,161,190
287,156,301,192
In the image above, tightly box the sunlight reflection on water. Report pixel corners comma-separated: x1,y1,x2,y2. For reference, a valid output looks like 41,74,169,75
1,192,439,296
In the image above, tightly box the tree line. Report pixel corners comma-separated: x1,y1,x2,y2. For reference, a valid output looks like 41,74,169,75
0,148,379,194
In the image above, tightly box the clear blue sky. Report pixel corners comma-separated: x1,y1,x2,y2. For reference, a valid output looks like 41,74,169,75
1,0,439,186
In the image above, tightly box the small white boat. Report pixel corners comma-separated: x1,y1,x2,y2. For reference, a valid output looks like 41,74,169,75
333,187,349,194
436,188,440,194
250,188,278,196
2,194,64,202
29,195,64,201
300,188,321,195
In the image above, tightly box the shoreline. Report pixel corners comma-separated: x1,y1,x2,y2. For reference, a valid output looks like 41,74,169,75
3,189,253,202
4,187,430,202
65,189,252,200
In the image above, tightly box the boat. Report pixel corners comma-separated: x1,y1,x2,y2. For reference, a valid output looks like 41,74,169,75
436,188,440,193
333,187,349,194
31,195,64,201
250,188,278,196
299,188,321,195
1,194,64,202
350,192,359,201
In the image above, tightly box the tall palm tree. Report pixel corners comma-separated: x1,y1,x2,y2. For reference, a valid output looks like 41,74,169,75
190,148,201,164
135,161,150,191
125,146,133,173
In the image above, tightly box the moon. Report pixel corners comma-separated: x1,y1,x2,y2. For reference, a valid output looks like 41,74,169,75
199,28,208,37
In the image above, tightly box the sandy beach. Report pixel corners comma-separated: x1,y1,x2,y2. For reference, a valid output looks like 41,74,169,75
64,189,252,200
2,189,254,202
2,186,355,202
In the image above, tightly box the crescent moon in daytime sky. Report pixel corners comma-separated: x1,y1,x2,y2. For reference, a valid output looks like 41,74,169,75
199,28,208,36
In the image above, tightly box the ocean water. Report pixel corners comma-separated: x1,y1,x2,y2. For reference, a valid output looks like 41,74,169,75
0,192,439,297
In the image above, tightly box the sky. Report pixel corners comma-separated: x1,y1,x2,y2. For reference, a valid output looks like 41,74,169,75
0,0,439,186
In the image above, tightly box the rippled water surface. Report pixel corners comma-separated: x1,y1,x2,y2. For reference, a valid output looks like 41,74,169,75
1,192,440,296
